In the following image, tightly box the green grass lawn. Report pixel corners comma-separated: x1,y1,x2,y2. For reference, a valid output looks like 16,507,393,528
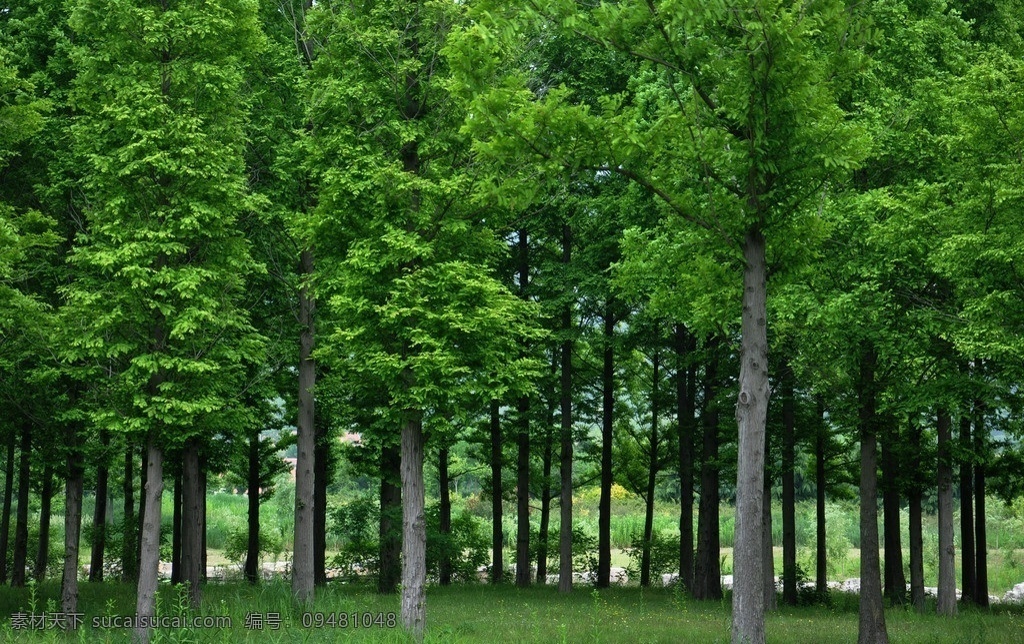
0,581,1021,643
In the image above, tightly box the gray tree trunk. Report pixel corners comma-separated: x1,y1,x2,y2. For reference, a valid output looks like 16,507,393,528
936,410,956,616
61,436,84,618
134,435,164,644
0,432,14,584
908,488,925,612
537,419,553,585
34,465,54,581
89,431,109,582
640,352,660,588
763,453,776,612
11,421,30,587
959,413,975,602
292,247,316,605
245,429,260,584
401,415,426,639
515,229,532,589
490,400,503,584
676,326,695,594
558,225,573,594
732,228,769,644
857,345,888,644
815,400,827,595
598,306,614,588
181,437,203,609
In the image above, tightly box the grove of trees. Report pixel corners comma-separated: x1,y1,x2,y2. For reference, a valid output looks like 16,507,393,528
3,1,1024,643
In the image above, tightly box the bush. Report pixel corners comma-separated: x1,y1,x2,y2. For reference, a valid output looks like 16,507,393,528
329,494,382,580
624,529,680,582
222,527,283,567
426,503,489,583
531,525,598,579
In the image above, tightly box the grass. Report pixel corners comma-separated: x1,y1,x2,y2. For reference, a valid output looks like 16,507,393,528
0,581,1021,643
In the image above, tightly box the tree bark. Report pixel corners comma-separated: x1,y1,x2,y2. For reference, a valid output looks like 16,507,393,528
815,400,827,595
379,443,401,594
676,325,696,593
537,420,553,585
134,434,164,644
171,466,182,585
558,225,573,594
245,429,260,584
694,340,721,601
89,431,110,582
400,415,426,639
598,305,614,588
908,487,925,612
857,345,889,644
438,445,452,585
0,431,14,585
959,413,975,602
881,432,906,606
34,465,54,581
763,476,776,611
200,454,208,583
732,228,769,644
61,432,85,619
181,437,203,609
936,409,957,616
781,363,797,606
293,246,316,605
490,400,503,584
973,400,988,608
122,444,138,583
515,228,532,589
640,352,660,588
314,409,329,586
136,442,146,577
11,420,30,587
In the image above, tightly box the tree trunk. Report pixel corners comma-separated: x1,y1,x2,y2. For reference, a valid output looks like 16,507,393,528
490,400,503,584
781,363,797,606
677,326,696,593
640,352,659,588
122,444,138,583
694,340,721,601
515,229,532,589
973,400,988,607
245,429,260,584
908,487,924,612
763,476,776,611
61,431,85,619
857,345,889,644
11,420,30,587
136,442,146,577
815,400,827,595
732,227,769,644
598,305,614,588
200,454,207,583
293,247,316,605
171,466,182,585
34,465,54,582
537,421,553,585
379,443,401,594
515,396,531,587
558,225,573,594
959,413,975,603
181,437,203,609
134,434,164,644
401,415,426,639
0,431,14,584
314,409,329,586
90,431,110,582
882,433,906,606
936,409,957,616
438,445,452,585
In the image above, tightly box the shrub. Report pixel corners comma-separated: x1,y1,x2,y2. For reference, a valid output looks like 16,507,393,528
222,527,283,567
624,529,681,582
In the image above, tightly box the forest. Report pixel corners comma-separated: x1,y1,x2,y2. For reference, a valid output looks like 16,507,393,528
3,0,1024,643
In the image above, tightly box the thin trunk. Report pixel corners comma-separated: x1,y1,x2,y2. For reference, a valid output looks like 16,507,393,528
200,453,207,582
89,431,110,582
815,400,827,595
134,435,164,644
490,400,503,584
438,445,452,585
400,415,426,639
598,305,614,588
677,326,696,593
908,487,925,612
537,422,553,584
34,465,54,581
11,421,30,587
379,444,401,594
0,431,13,584
515,229,531,589
640,352,659,588
558,224,573,594
314,410,329,587
732,227,769,644
122,444,138,583
763,476,776,611
694,341,721,601
515,397,531,587
936,409,957,616
959,414,975,602
136,442,146,574
245,429,260,584
61,435,85,619
857,345,889,644
181,438,202,609
171,467,182,585
974,400,988,608
882,432,906,606
781,363,797,606
293,247,316,605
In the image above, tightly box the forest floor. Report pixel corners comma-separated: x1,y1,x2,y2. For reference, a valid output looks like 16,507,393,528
0,580,1022,642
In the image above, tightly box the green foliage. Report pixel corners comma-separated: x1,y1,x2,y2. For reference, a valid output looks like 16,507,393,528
222,527,283,568
624,529,680,582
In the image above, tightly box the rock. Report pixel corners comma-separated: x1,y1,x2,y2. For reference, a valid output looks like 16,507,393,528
1002,582,1024,604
